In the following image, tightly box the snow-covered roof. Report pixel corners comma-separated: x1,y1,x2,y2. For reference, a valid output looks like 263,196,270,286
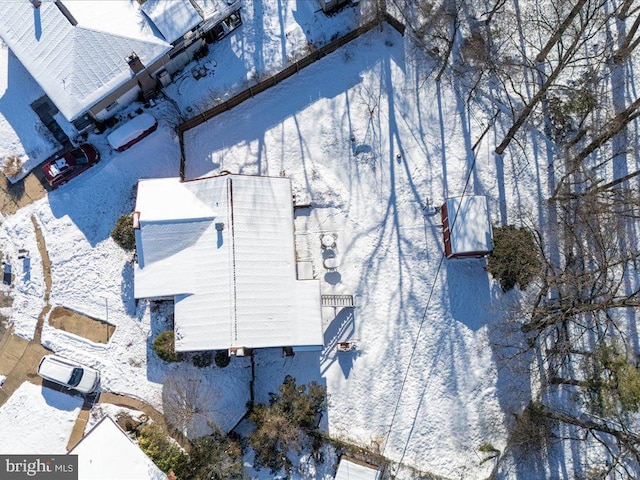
335,459,380,480
444,195,493,255
192,0,240,19
141,0,203,44
134,175,323,351
69,416,166,480
0,2,171,121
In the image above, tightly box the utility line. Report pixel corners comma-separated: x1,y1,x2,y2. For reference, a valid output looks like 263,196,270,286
381,96,485,473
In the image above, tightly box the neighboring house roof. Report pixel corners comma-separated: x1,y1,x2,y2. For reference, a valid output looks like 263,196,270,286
134,175,323,352
193,0,234,18
141,0,203,44
444,195,493,255
0,2,171,121
69,416,166,480
335,458,380,480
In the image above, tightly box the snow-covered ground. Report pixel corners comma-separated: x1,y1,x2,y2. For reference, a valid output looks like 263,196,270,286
0,101,251,433
0,3,554,479
163,0,367,115
0,42,58,180
183,26,544,478
0,382,82,454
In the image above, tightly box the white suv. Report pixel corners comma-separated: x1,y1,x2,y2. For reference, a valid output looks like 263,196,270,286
37,355,100,394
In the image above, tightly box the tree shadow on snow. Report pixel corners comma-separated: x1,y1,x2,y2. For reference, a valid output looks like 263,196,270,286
444,258,494,331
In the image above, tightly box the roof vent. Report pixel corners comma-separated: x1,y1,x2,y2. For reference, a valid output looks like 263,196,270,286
30,0,42,8
126,52,145,74
55,1,78,26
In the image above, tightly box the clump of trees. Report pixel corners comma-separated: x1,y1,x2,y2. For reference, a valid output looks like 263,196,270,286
550,342,640,418
153,330,182,362
136,421,243,480
177,429,243,480
137,422,187,476
111,214,135,250
248,376,327,473
487,225,540,292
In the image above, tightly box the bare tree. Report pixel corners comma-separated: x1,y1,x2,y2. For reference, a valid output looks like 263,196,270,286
495,0,609,154
162,373,221,439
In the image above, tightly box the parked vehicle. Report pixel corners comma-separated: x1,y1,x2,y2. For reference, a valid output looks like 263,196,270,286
37,354,100,394
107,113,158,152
42,143,100,188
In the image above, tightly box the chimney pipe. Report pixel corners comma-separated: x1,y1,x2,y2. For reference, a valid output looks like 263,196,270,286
55,1,78,26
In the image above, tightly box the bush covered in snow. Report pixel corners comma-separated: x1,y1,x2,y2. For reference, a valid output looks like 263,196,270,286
2,155,23,177
111,214,135,250
153,330,182,362
487,225,540,292
214,350,230,368
137,422,187,475
248,376,326,473
191,351,213,368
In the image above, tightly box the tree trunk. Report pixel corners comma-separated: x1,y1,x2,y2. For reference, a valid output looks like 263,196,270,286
535,0,589,63
495,31,583,155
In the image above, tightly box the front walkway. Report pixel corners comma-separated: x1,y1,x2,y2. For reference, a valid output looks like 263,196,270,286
0,215,185,454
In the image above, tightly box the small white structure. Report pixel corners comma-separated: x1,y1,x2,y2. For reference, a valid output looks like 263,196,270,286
441,195,493,259
335,458,380,480
69,416,166,480
134,174,323,353
317,0,350,14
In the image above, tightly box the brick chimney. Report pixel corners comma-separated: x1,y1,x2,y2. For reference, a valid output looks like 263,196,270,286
126,52,145,74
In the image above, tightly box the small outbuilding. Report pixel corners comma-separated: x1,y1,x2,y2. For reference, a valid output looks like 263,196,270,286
334,458,380,480
441,195,493,259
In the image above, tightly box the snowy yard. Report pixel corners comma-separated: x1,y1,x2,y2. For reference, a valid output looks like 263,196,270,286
0,1,601,478
183,26,547,478
0,382,82,454
0,18,550,480
163,0,365,115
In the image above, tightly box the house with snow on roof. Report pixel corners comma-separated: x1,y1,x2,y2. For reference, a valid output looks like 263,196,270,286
133,174,324,355
0,0,241,131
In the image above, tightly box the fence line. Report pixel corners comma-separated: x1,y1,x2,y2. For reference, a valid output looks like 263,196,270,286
177,17,406,178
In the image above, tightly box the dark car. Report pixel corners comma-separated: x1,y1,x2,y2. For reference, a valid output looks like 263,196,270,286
42,144,100,188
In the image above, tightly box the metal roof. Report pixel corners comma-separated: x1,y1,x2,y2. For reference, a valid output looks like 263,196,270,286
134,175,323,351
